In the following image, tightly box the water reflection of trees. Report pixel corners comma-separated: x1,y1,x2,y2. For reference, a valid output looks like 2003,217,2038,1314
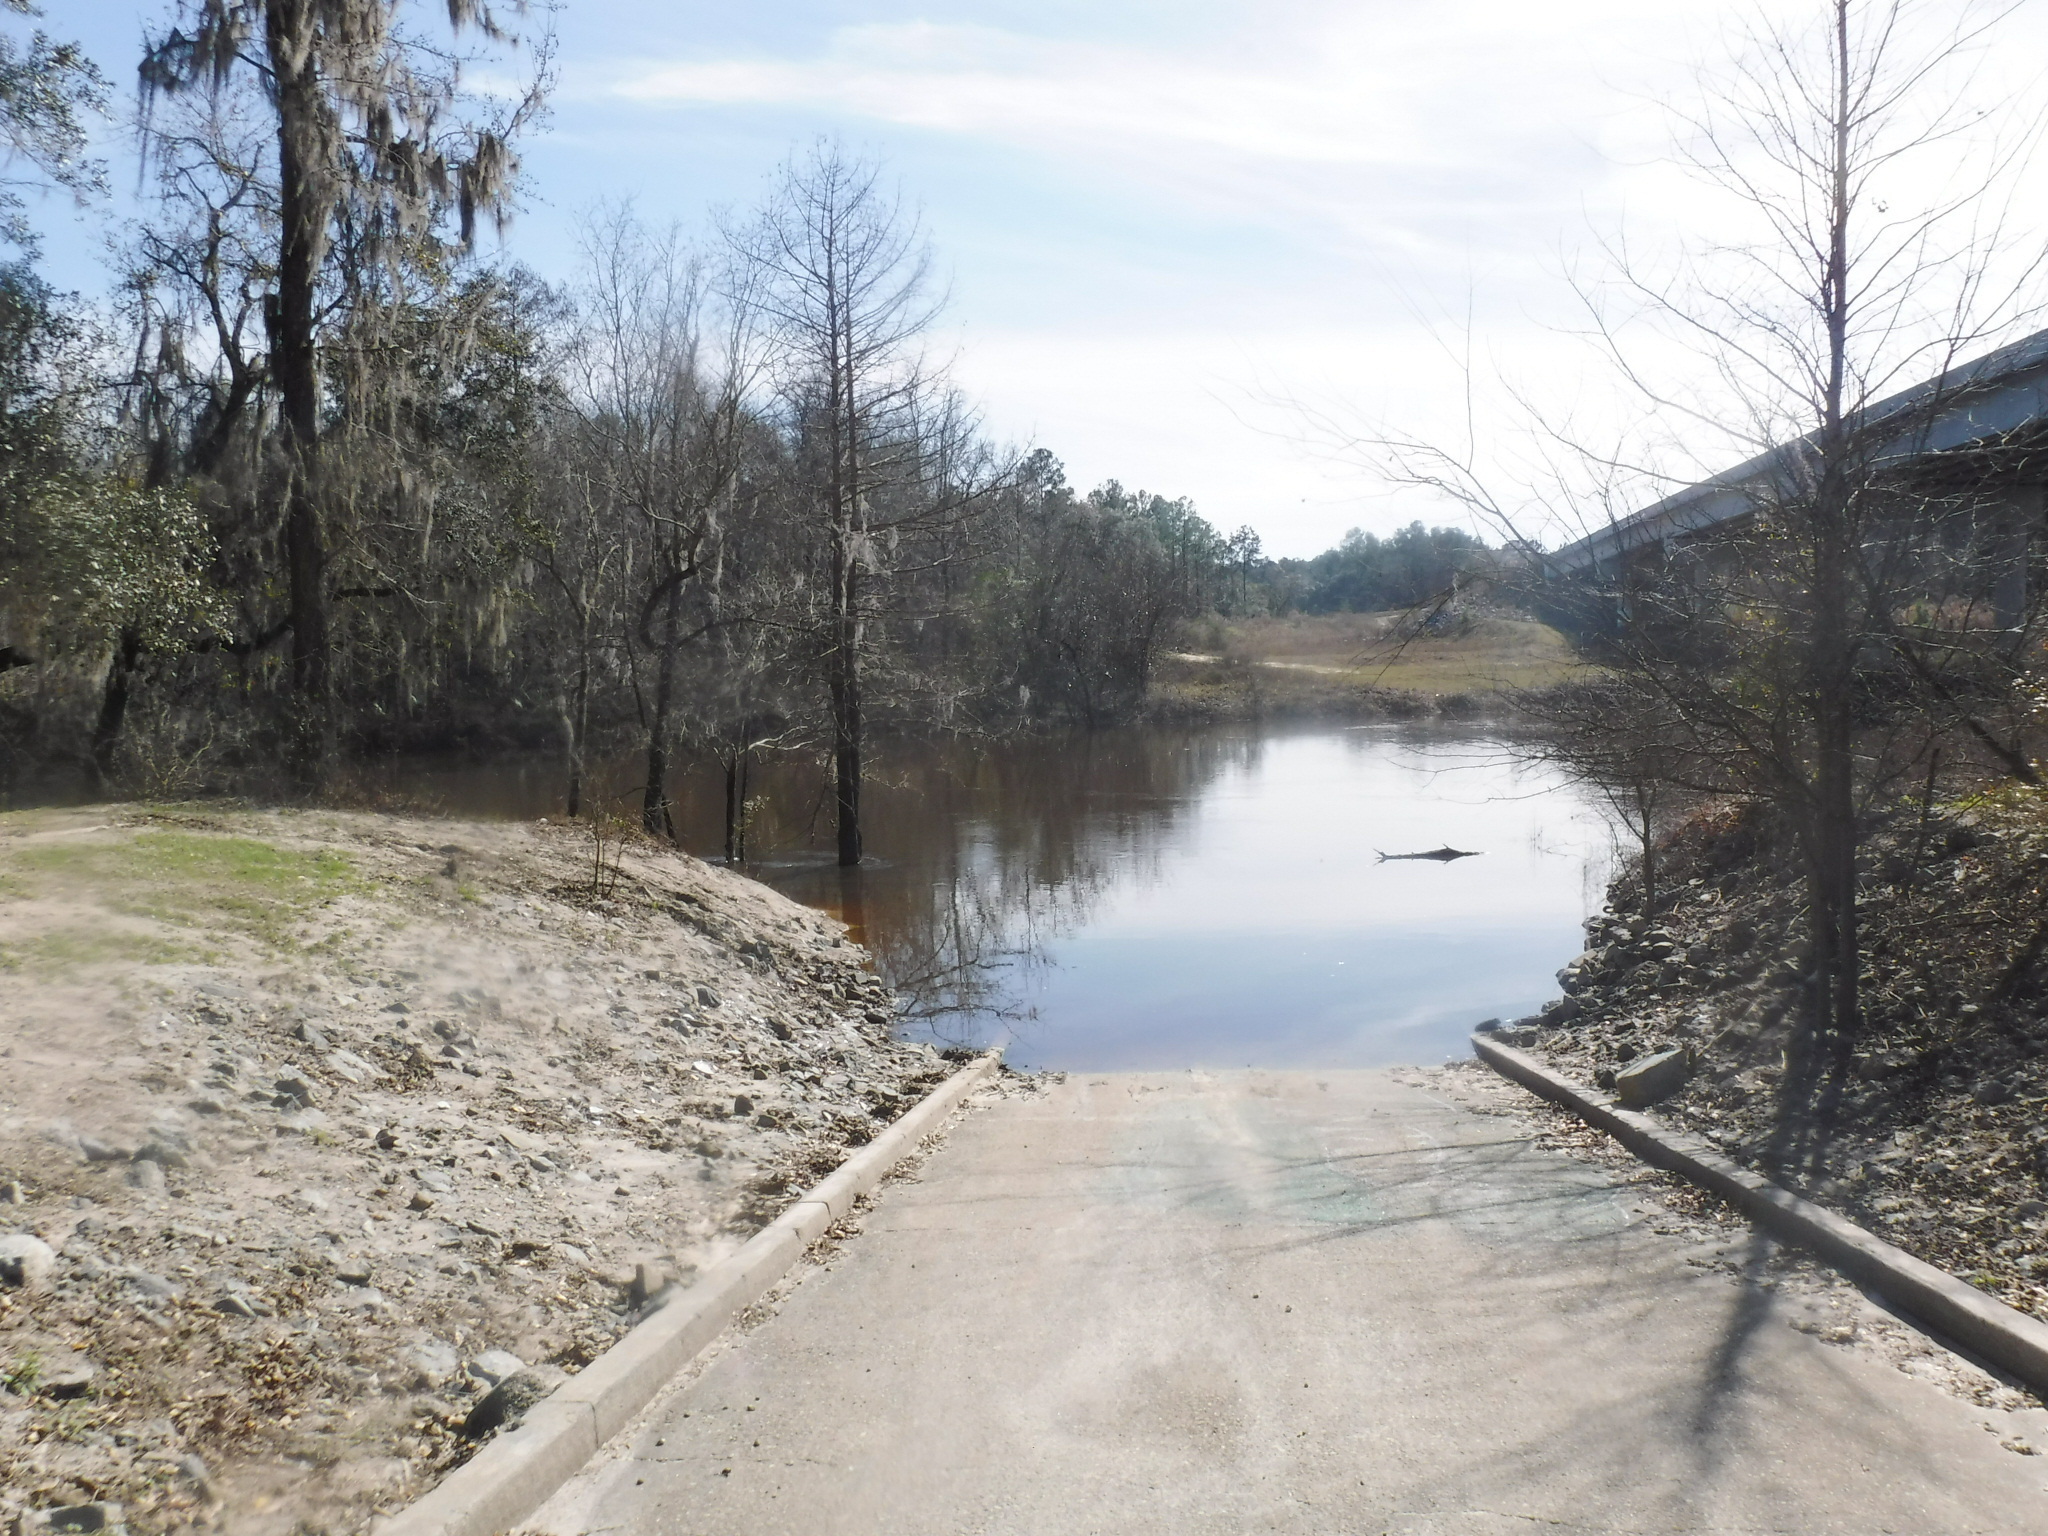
344,728,1264,1041
666,730,1264,1038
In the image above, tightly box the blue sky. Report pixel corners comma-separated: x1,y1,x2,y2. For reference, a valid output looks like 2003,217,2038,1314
23,2,2048,555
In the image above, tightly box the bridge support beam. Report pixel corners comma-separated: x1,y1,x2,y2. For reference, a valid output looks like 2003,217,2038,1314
1993,483,2041,632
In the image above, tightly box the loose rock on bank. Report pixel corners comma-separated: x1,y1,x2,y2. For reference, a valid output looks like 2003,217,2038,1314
0,806,961,1533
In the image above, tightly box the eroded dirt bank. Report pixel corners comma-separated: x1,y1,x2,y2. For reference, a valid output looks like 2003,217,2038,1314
0,805,960,1534
1503,793,2048,1334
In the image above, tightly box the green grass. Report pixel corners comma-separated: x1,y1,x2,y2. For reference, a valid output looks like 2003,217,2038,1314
0,930,207,974
1,1352,43,1395
1,829,362,956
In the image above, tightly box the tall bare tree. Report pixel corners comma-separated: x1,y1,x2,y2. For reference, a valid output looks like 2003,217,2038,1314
530,427,625,822
730,143,948,866
1357,0,2048,1133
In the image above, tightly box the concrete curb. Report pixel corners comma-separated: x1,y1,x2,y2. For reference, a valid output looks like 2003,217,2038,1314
1473,1033,2048,1397
376,1049,1003,1536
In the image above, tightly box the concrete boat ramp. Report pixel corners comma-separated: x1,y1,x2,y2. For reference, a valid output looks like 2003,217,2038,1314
532,1070,2048,1535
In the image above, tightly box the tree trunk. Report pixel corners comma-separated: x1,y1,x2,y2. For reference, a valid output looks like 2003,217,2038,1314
738,749,750,861
1634,789,1656,923
831,561,864,865
642,571,682,839
829,299,864,868
1810,668,1861,1063
642,737,669,839
88,628,143,797
565,650,589,820
836,864,868,948
723,750,740,863
1810,0,1875,1073
187,368,258,480
723,744,751,864
1808,0,1862,1091
266,0,333,791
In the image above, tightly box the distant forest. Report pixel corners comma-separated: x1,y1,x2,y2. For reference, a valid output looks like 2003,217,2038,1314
1265,523,1490,616
0,5,1494,851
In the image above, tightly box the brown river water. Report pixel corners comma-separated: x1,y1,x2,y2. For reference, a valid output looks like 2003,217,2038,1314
350,726,1612,1071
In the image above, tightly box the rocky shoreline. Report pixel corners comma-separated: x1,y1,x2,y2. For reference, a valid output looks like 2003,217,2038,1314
1490,795,2048,1338
0,805,969,1534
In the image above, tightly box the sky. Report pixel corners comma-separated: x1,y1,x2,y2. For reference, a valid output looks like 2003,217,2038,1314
22,1,2048,557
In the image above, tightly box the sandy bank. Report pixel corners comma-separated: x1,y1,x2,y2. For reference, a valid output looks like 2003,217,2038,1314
0,805,961,1533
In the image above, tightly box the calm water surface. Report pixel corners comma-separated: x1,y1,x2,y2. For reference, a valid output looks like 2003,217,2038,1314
364,727,1609,1071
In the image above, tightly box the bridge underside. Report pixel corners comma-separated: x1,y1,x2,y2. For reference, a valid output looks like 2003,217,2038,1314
1550,421,2048,637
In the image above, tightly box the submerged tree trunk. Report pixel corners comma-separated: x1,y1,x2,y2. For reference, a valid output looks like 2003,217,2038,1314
831,666,863,865
723,744,750,863
830,527,863,867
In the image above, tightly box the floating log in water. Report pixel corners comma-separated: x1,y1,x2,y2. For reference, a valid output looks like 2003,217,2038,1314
1374,846,1480,862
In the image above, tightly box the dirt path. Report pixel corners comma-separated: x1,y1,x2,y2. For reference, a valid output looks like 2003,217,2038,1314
0,804,954,1534
1165,650,1360,675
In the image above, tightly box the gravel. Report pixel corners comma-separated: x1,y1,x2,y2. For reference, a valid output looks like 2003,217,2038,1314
0,806,960,1533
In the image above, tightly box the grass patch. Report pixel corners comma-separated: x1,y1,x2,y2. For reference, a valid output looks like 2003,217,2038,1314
2,830,362,952
1,1352,43,1395
0,930,207,974
1188,611,1588,693
1149,657,1426,721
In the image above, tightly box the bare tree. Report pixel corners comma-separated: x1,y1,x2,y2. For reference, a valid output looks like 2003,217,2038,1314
119,88,275,489
530,442,624,820
729,142,949,867
566,209,765,837
1519,675,1714,925
1354,0,2048,1129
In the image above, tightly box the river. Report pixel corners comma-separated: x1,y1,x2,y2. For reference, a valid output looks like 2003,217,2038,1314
357,725,1612,1072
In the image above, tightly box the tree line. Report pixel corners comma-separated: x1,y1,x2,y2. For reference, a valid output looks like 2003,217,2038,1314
0,2,1321,862
0,1,1500,861
1263,522,1491,616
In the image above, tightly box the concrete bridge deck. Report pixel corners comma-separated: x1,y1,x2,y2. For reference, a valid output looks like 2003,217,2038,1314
533,1070,2048,1535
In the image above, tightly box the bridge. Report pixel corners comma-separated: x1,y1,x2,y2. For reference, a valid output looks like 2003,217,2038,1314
1543,327,2048,623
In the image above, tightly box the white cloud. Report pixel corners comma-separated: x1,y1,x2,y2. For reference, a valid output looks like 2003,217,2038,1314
618,21,1418,168
570,1,2048,554
598,5,1691,233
